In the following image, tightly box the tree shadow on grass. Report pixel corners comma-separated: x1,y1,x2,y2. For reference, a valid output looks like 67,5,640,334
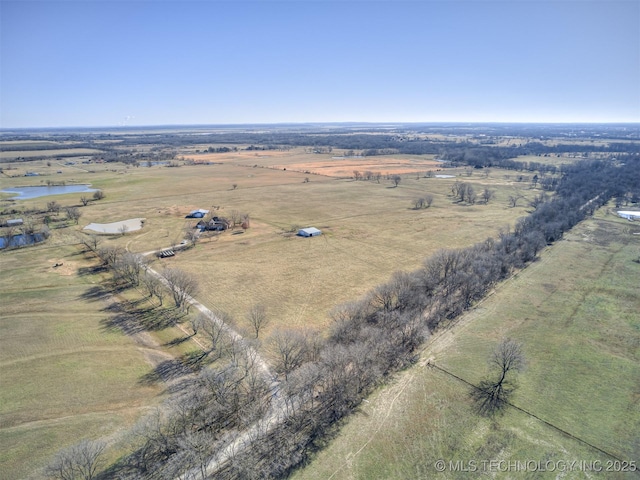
79,285,110,302
163,334,194,347
138,351,210,387
76,264,108,276
101,302,186,336
138,358,194,385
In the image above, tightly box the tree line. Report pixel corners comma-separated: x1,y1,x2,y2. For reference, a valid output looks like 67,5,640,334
48,155,640,479
213,156,640,479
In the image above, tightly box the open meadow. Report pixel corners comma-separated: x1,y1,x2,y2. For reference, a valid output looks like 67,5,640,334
0,148,541,478
291,208,640,480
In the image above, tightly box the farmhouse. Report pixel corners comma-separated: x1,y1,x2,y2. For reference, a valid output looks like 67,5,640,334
617,210,640,220
186,208,209,218
199,218,229,231
298,227,322,237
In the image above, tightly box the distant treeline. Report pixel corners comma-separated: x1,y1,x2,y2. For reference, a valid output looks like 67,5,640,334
3,125,639,167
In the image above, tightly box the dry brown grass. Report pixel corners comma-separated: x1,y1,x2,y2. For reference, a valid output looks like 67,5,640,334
113,156,532,336
0,151,538,478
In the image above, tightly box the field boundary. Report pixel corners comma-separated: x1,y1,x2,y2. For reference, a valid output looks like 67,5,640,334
427,361,625,463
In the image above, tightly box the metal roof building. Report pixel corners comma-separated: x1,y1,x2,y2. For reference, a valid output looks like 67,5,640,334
298,227,322,237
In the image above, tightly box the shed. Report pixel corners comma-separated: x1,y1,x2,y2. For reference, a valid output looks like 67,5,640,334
617,210,640,221
298,227,322,237
6,218,24,227
187,208,210,218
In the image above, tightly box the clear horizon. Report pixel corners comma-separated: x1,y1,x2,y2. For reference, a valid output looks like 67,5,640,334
2,0,639,129
2,120,640,134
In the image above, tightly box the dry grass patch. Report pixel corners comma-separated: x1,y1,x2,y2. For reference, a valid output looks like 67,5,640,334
167,170,530,336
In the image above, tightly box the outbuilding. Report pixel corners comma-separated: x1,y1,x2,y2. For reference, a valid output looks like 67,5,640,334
186,209,209,218
298,227,322,237
617,210,640,221
6,218,24,227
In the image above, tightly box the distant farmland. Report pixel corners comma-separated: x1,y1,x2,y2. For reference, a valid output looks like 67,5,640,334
0,148,103,160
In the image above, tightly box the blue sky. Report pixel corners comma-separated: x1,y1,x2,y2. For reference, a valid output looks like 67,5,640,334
1,0,638,128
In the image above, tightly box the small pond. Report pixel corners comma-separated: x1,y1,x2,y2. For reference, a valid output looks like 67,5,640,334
0,233,45,249
1,184,97,200
434,174,456,178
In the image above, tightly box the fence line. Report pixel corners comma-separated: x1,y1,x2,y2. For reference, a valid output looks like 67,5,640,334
427,361,625,463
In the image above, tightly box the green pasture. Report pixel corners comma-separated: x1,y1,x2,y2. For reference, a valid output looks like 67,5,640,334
293,210,640,480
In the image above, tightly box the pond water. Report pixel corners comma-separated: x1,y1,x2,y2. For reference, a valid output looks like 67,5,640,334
434,174,456,178
0,233,45,249
1,184,97,200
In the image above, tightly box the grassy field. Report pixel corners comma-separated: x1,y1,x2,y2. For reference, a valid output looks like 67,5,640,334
126,158,533,335
292,209,640,480
0,150,561,478
0,235,203,478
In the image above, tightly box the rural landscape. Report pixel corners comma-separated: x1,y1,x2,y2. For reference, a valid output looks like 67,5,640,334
1,123,639,479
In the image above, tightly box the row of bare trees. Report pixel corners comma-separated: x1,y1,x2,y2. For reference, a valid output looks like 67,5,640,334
88,243,199,312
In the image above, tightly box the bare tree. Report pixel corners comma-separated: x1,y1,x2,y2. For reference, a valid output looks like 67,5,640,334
81,233,101,252
471,338,526,416
424,194,434,208
353,170,362,181
184,225,200,245
80,195,90,206
392,175,401,187
241,213,250,230
508,191,525,208
118,224,129,236
529,192,548,210
47,201,61,214
192,313,226,360
176,430,213,480
453,183,476,204
92,190,105,201
246,303,268,338
531,174,539,188
270,329,309,380
142,271,164,305
45,439,105,480
163,267,199,312
65,206,81,224
229,210,241,229
481,188,495,204
96,245,124,267
113,252,146,287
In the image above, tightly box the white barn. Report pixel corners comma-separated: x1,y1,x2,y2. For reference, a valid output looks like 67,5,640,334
617,210,640,221
298,227,322,237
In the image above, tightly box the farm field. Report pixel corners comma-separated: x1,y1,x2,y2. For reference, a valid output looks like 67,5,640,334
1,150,538,478
111,157,535,334
0,148,104,160
292,209,640,480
